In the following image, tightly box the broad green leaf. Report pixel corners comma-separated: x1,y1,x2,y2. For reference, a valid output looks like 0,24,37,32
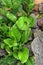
30,57,35,65
16,16,29,30
0,8,8,15
0,9,17,23
1,24,8,34
26,59,32,65
13,42,18,50
4,38,18,48
27,3,35,13
5,0,12,8
1,0,12,8
4,38,14,48
18,47,29,63
0,43,5,49
1,0,7,5
0,56,16,65
4,56,16,65
28,3,34,10
9,25,21,42
13,41,18,47
26,57,35,65
6,13,17,23
21,28,31,43
13,51,19,59
12,0,22,9
0,0,35,64
28,16,35,27
13,46,18,50
5,45,12,56
24,0,34,13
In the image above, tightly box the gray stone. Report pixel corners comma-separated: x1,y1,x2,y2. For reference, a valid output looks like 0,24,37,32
32,29,41,38
39,3,43,13
0,49,6,56
31,31,43,65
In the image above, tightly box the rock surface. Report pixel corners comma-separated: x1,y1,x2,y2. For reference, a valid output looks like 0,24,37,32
39,3,43,13
31,31,43,65
37,16,43,28
0,49,6,56
32,29,41,38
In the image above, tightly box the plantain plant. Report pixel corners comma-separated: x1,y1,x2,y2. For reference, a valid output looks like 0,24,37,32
0,0,35,65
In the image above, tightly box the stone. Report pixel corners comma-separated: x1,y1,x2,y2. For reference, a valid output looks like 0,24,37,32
37,16,43,27
32,29,41,38
37,16,43,31
31,31,43,65
39,3,43,13
0,49,6,56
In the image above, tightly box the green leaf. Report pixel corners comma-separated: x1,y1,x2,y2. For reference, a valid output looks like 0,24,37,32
6,13,17,23
1,0,7,5
26,59,32,65
0,9,17,23
0,43,5,49
12,0,22,9
13,46,18,50
0,0,35,64
18,47,29,64
5,0,12,8
21,28,31,43
4,38,14,48
13,41,18,50
0,56,16,65
13,41,18,47
1,0,12,8
28,16,35,27
30,57,35,65
26,57,35,65
28,3,34,10
17,62,23,65
9,25,21,42
16,16,29,30
24,0,34,13
5,45,12,56
0,16,3,24
1,24,8,34
13,51,19,59
0,8,8,15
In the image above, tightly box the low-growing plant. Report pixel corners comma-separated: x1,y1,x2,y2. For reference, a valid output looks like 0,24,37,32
0,56,17,65
0,0,35,65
